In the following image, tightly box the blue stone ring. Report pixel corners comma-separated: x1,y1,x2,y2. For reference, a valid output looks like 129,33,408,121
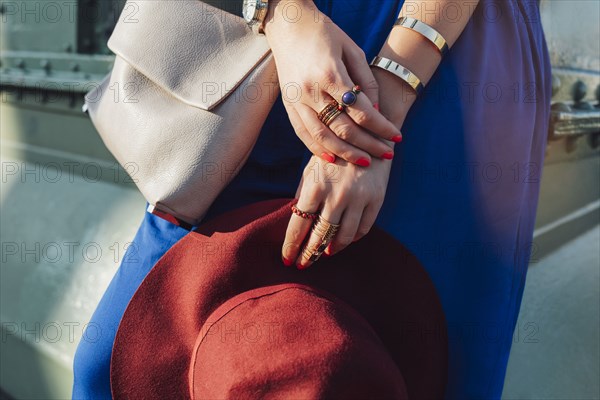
340,85,362,108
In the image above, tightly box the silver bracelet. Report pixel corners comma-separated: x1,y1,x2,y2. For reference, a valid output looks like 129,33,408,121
369,56,424,95
395,16,449,56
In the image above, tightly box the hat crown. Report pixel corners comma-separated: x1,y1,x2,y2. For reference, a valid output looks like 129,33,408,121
189,283,408,399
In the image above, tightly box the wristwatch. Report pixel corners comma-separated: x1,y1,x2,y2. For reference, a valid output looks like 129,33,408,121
243,0,269,34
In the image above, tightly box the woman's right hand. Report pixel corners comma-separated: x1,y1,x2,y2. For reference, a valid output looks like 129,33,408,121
263,0,402,167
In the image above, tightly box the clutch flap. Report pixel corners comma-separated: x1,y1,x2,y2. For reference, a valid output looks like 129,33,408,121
107,0,273,110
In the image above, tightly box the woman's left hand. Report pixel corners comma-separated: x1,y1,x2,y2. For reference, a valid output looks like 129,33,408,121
281,154,393,269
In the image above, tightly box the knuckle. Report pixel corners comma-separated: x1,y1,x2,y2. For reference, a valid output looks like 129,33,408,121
295,127,309,139
339,149,358,162
365,77,379,93
355,226,371,239
354,47,366,60
286,227,304,243
282,241,301,255
353,110,373,126
300,80,317,100
334,234,354,248
290,120,307,136
334,123,353,141
299,80,312,93
329,193,347,209
320,68,338,87
302,166,327,188
355,186,370,199
311,126,329,143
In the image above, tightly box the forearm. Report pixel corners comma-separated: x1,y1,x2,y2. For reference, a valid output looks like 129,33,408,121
385,1,478,83
375,1,479,123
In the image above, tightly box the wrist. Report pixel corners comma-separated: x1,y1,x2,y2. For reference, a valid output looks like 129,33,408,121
263,0,315,35
268,0,313,10
371,66,415,130
380,28,441,88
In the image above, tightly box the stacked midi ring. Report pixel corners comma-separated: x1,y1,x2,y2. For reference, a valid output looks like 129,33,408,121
301,215,341,263
317,100,344,126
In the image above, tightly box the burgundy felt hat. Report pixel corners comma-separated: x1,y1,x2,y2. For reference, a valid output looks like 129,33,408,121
110,198,448,399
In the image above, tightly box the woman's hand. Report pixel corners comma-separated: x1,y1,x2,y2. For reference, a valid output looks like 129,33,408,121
263,0,403,167
279,53,419,269
281,154,393,269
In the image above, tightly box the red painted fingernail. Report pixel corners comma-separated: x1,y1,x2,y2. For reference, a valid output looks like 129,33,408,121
373,102,380,111
282,256,293,267
382,151,394,160
356,157,370,167
391,135,403,143
296,262,307,270
321,152,335,163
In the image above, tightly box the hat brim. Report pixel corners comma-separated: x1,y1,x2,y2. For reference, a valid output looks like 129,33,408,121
110,198,448,399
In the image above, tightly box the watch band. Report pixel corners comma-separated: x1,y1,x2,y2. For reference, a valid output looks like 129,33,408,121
394,16,449,56
370,56,424,95
248,0,269,34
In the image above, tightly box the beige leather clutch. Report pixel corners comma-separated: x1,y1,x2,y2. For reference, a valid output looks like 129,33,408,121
84,0,279,227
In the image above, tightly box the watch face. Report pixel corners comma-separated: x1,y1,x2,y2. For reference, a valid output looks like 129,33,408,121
243,0,257,23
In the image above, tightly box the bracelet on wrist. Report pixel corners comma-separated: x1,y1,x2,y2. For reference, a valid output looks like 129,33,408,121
370,56,424,95
394,16,449,56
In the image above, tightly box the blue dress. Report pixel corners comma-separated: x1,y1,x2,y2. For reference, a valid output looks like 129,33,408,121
72,0,552,398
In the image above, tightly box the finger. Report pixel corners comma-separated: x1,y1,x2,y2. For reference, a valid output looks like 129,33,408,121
296,102,373,165
282,195,321,267
353,200,379,242
343,45,379,107
322,61,403,143
294,172,304,199
301,92,394,161
325,203,364,256
284,101,336,164
295,198,344,270
325,198,382,257
327,112,395,162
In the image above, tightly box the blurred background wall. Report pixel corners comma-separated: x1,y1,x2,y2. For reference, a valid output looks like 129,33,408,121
1,0,599,398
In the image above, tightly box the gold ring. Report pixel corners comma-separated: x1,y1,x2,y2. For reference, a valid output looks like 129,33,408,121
301,215,341,262
312,215,340,247
317,100,344,126
301,245,321,263
322,108,343,126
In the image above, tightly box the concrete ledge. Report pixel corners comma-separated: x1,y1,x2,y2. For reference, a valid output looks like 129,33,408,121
0,150,144,399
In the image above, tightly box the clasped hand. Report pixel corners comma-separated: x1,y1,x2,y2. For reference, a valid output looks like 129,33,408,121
264,0,411,268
